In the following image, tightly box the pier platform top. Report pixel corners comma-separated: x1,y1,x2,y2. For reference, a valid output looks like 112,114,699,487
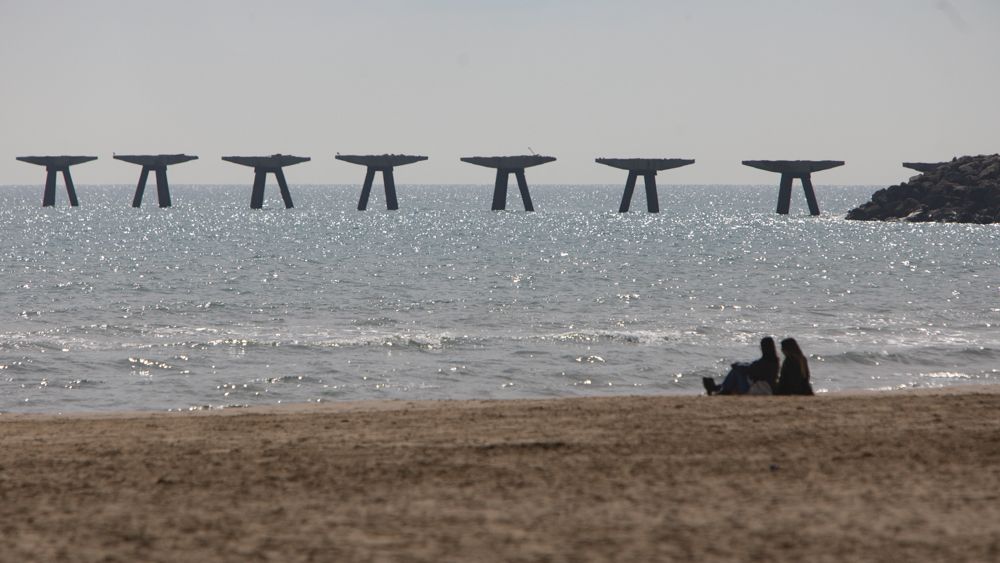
222,154,310,169
336,154,428,168
596,158,695,172
742,160,845,175
114,154,198,167
16,156,98,168
460,155,556,169
902,162,947,173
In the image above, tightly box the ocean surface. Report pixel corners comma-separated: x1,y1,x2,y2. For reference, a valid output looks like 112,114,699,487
1,183,998,412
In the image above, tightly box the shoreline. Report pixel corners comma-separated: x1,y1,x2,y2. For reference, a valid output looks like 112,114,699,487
4,388,1000,561
3,381,998,420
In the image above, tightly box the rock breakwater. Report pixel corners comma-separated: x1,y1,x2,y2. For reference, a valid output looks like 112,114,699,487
847,154,1000,223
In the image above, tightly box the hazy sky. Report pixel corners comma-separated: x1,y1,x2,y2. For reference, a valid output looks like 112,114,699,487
1,0,998,186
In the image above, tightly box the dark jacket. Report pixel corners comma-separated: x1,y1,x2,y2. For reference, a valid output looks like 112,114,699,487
774,358,814,395
747,356,779,388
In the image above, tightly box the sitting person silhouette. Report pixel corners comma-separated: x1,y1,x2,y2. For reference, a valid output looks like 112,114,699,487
773,338,815,395
702,337,779,395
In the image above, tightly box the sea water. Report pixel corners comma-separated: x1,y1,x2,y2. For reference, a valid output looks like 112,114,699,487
1,184,997,412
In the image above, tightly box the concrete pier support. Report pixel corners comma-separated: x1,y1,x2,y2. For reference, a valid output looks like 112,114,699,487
221,154,310,209
903,162,947,174
460,155,556,211
114,154,198,208
335,154,428,210
742,160,845,216
16,156,98,207
596,158,695,213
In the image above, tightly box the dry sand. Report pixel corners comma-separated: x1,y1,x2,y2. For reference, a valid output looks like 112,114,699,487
2,389,999,562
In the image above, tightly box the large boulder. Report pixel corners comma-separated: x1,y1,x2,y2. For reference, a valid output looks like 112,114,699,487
847,154,1000,223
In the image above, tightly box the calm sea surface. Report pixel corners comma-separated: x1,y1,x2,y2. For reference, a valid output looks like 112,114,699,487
1,184,998,412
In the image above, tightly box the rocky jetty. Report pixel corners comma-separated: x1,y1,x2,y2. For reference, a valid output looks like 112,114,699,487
847,155,1000,223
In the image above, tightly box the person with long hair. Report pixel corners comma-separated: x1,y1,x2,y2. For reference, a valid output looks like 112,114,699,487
774,338,814,395
702,337,779,395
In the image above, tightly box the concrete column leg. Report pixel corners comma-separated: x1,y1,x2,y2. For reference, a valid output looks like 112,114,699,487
515,170,534,212
63,169,80,207
643,173,660,213
250,170,267,209
358,167,376,210
132,167,150,207
43,168,57,207
383,168,399,210
619,171,638,212
776,173,793,214
275,168,294,208
492,169,510,211
155,167,171,208
801,174,820,216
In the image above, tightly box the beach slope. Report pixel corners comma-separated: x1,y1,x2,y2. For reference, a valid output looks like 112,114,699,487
2,391,999,562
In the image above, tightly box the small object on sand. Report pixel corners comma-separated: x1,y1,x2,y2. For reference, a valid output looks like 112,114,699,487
702,377,718,395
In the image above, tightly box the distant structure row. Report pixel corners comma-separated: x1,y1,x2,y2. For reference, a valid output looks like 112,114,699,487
14,154,941,215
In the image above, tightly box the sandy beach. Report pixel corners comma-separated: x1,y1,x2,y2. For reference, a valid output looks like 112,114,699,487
2,389,999,562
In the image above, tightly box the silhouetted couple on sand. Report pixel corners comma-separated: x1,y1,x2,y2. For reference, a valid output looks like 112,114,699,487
702,337,813,396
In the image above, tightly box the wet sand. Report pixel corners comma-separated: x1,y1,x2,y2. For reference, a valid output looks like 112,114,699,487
2,390,1000,562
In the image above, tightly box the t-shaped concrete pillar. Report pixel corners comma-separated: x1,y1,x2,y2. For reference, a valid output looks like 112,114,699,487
335,154,428,210
902,162,947,174
222,154,310,209
742,160,845,216
596,158,695,213
460,155,556,211
114,154,198,208
16,155,98,207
